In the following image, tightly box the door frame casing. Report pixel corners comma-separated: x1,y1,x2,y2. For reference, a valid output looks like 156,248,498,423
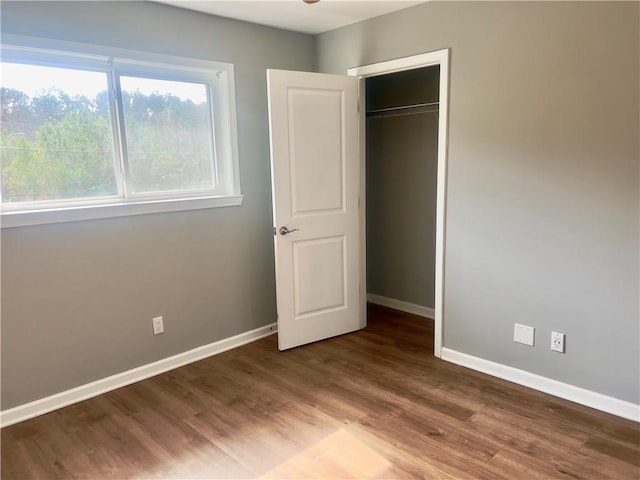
348,49,450,358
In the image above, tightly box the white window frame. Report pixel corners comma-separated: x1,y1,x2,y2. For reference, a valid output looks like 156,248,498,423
0,35,243,228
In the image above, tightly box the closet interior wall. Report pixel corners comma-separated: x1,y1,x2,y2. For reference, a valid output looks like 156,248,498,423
365,66,440,310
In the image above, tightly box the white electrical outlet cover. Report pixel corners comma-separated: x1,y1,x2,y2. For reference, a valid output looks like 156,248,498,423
514,323,535,346
153,316,164,335
551,332,565,353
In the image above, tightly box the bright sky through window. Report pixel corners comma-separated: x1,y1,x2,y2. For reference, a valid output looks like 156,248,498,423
2,63,106,98
1,62,207,103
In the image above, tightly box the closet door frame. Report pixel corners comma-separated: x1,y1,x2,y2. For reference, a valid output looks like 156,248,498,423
348,49,450,358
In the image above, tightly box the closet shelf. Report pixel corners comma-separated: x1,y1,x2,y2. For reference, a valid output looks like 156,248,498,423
366,101,439,119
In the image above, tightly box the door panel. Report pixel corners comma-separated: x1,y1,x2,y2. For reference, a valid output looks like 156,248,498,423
267,69,360,350
289,89,345,215
293,235,346,317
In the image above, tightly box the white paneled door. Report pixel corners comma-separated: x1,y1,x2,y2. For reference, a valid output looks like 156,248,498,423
267,69,361,350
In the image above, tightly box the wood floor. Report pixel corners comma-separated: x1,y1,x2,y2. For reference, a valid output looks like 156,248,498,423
2,304,639,479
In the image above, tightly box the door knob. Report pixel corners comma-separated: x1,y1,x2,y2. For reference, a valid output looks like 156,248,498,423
279,226,300,236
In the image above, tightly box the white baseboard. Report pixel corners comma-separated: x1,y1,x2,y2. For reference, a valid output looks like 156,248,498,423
367,293,435,319
1,323,277,428
441,347,640,423
5,324,636,427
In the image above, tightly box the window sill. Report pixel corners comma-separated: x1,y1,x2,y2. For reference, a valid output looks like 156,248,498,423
1,195,244,228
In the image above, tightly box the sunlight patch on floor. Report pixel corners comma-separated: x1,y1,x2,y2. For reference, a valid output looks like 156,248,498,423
260,428,392,479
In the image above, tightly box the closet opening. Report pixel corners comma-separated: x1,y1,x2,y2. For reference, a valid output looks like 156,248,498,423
349,50,449,356
364,65,440,351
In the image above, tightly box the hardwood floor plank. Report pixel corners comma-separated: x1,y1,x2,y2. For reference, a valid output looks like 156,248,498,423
582,436,640,468
2,303,639,479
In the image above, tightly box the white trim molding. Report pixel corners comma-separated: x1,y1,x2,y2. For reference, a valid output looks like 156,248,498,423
441,348,640,423
348,48,450,360
1,323,277,428
367,294,435,320
1,195,244,228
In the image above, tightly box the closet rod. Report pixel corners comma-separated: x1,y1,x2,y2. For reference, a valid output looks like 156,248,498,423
366,101,439,115
367,109,439,120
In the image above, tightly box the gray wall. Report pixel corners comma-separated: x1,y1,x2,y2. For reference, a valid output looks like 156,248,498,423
0,1,315,409
318,1,640,404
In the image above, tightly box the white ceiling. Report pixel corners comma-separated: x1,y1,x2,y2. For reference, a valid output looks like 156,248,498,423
153,0,427,35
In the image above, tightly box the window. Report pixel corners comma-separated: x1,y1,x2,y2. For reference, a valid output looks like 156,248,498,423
1,38,242,227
